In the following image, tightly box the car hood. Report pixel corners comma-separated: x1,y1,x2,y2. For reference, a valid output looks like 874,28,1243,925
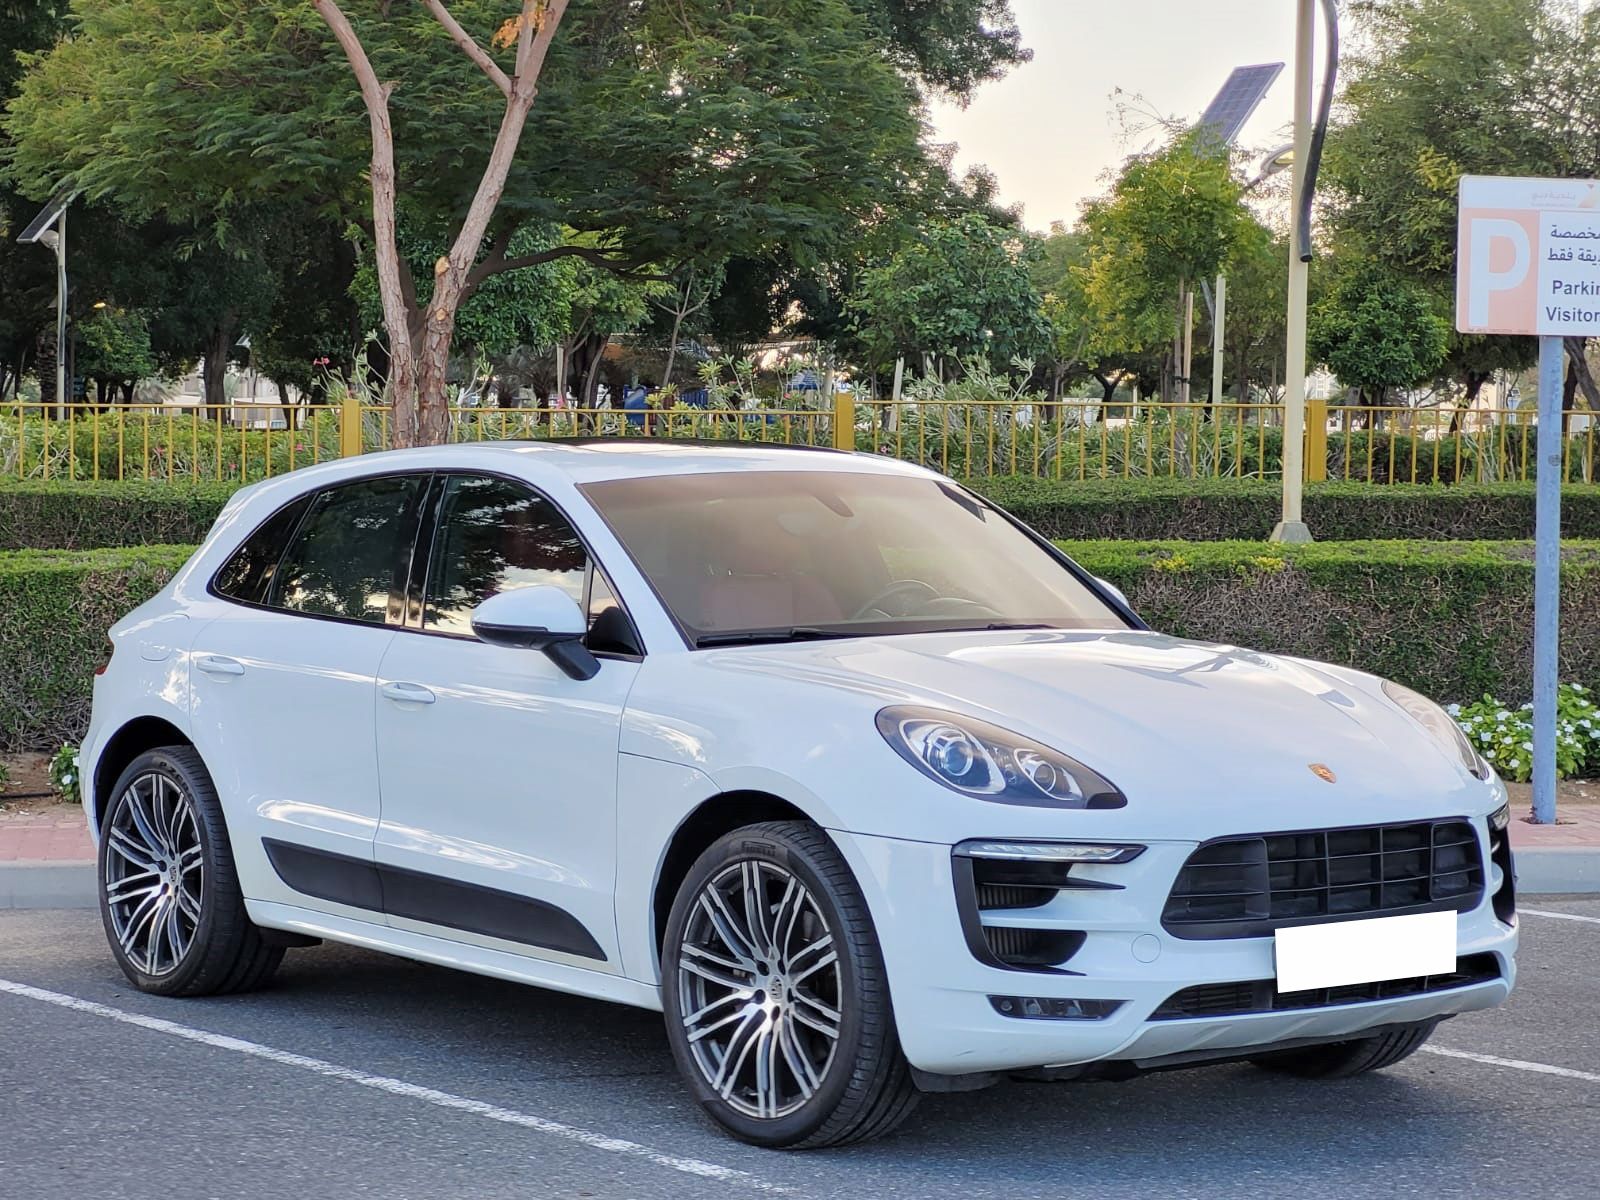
709,629,1487,831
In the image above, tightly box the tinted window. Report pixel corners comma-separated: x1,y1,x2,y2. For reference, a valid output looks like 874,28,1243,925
272,475,426,623
424,476,587,635
213,495,311,605
582,471,1122,644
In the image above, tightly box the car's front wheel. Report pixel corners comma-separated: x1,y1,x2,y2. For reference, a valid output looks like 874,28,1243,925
660,821,919,1148
1249,1020,1438,1078
98,746,284,996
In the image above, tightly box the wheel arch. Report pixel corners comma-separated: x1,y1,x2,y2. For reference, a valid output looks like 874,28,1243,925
92,716,194,831
651,789,814,954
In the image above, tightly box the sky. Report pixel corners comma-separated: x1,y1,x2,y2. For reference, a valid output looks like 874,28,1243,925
928,0,1306,232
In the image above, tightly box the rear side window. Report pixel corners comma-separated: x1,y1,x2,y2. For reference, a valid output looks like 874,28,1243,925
212,495,311,606
423,475,587,635
271,475,427,624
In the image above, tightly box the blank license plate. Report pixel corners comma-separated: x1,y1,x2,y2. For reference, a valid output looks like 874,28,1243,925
1274,910,1457,993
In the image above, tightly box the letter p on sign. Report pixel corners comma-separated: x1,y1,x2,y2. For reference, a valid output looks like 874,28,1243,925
1465,218,1531,328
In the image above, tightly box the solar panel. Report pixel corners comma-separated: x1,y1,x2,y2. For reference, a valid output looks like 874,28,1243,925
1194,63,1285,149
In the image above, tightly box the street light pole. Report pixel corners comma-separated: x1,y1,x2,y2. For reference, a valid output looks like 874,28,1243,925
1271,0,1316,543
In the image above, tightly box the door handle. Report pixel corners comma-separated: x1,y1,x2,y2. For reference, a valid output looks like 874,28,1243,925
381,681,436,705
196,654,245,677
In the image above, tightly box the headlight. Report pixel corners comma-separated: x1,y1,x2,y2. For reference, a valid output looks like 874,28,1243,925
1382,680,1491,780
875,706,1126,809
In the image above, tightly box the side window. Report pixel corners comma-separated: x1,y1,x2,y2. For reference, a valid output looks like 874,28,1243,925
424,475,587,635
212,495,311,606
272,475,427,624
585,567,643,656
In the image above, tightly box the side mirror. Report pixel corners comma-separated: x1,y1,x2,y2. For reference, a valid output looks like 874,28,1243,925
470,586,599,681
1095,577,1133,613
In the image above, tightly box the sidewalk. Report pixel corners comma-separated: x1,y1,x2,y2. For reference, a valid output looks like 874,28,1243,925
3,797,1599,909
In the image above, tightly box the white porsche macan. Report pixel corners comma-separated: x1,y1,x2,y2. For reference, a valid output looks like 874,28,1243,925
81,440,1518,1147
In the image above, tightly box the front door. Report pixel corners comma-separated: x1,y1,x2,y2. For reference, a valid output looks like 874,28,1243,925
373,474,639,971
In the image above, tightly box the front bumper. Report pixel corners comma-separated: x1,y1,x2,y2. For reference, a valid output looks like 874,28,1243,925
830,825,1518,1077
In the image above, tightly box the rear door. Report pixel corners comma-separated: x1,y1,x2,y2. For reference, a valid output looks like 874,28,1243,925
190,472,429,919
371,473,641,971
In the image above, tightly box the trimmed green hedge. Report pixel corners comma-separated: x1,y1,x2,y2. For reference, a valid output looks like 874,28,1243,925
0,545,195,752
9,477,1600,551
0,481,238,550
1067,538,1600,706
4,539,1593,753
979,477,1600,542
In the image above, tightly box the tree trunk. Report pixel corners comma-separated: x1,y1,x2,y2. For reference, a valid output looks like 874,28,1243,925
1567,337,1599,411
1450,370,1489,434
202,323,234,422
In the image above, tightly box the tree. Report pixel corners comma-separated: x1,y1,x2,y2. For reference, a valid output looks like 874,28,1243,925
0,2,68,398
75,307,155,404
847,214,1050,376
1308,261,1450,412
1325,0,1598,406
4,1,1018,443
1077,135,1249,400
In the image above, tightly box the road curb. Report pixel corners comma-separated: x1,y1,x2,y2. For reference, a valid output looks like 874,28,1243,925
0,861,97,910
1515,848,1600,895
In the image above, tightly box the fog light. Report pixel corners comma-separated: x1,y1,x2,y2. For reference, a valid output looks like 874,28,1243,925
1489,803,1511,831
989,995,1122,1021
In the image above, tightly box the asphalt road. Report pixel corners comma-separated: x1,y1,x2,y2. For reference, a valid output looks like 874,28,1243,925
2,901,1597,1200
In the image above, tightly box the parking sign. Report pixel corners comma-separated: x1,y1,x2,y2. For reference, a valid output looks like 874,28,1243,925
1456,175,1600,336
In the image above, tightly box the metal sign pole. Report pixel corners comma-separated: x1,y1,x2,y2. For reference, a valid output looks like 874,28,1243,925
1531,334,1564,824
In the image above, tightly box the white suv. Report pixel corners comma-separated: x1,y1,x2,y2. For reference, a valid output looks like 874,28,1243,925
82,440,1517,1147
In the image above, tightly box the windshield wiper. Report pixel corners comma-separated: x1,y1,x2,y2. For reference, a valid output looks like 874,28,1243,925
693,627,860,648
980,622,1058,632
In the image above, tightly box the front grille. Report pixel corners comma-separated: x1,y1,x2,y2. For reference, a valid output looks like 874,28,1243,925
1150,953,1502,1019
1162,819,1484,940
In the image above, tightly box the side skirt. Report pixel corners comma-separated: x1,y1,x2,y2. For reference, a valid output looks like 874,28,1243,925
243,899,664,1013
262,838,606,961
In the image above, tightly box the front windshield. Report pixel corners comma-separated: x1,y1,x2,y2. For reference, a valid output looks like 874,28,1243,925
581,470,1125,646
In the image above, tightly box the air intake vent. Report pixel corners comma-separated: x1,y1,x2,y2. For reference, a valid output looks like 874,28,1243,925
1150,953,1502,1019
980,926,1085,968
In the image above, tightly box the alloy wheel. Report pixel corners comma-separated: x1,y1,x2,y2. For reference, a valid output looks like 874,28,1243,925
103,771,204,977
676,860,843,1120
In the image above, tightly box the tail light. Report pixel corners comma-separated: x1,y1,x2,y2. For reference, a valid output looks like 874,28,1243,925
94,637,114,677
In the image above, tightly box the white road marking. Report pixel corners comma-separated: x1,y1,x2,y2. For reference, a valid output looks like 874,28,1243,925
1521,907,1600,926
0,977,787,1194
1422,1045,1600,1084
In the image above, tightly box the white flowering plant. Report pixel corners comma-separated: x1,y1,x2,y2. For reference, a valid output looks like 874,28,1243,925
49,743,80,805
1449,684,1599,783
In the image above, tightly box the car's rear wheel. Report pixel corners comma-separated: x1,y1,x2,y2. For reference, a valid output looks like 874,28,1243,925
660,821,919,1148
1249,1020,1438,1079
99,746,283,996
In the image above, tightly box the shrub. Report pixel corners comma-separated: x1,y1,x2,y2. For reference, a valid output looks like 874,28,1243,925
1451,685,1600,782
0,480,239,550
1062,538,1600,706
0,545,195,752
50,743,83,805
971,477,1600,542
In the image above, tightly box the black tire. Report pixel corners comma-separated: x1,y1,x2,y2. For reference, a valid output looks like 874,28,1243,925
1249,1020,1438,1079
98,746,284,997
660,820,919,1148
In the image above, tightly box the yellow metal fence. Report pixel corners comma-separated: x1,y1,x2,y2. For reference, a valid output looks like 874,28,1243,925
3,395,1592,486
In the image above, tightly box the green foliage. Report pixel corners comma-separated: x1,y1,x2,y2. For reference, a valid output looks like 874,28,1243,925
0,480,239,549
1064,538,1600,707
1308,260,1450,403
49,741,80,803
76,308,157,388
847,215,1050,371
1078,135,1249,360
1452,685,1600,783
0,544,194,750
972,479,1600,542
